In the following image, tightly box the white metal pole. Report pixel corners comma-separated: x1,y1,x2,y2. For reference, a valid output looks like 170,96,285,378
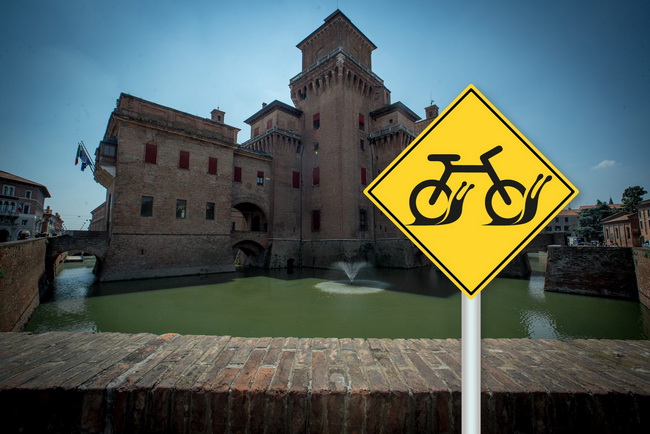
462,292,481,434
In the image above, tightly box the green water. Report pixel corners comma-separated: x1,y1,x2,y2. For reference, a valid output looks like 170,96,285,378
25,257,650,339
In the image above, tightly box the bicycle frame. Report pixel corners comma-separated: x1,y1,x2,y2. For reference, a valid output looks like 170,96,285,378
425,146,512,206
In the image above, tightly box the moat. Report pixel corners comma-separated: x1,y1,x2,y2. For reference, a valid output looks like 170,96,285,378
25,254,650,339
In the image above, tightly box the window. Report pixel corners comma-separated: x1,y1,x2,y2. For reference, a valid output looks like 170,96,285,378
564,217,569,222
313,113,320,130
257,171,264,185
359,209,367,231
179,151,190,169
292,171,300,189
358,113,365,131
176,199,187,219
2,185,15,196
626,227,631,239
100,143,117,157
360,167,367,186
145,143,157,164
23,204,30,214
311,210,321,231
206,202,215,220
254,127,259,136
313,167,320,185
555,217,559,223
234,166,242,182
359,139,365,151
208,157,218,175
25,190,32,199
564,226,569,231
555,226,561,231
267,119,273,130
21,219,28,226
140,196,153,217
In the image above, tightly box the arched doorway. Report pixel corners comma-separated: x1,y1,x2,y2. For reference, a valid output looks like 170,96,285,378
0,229,10,243
231,202,268,232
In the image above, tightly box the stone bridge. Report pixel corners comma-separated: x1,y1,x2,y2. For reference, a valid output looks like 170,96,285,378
231,230,269,268
45,231,109,280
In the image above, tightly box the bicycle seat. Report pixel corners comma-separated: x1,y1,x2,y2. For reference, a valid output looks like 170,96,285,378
428,154,461,162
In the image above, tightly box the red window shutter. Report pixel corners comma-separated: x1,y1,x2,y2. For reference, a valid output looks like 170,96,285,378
313,113,320,122
292,171,300,188
145,143,157,164
359,113,365,125
361,167,367,185
234,166,242,182
208,157,218,174
179,151,190,169
313,167,320,185
254,127,259,136
257,171,264,178
267,119,273,129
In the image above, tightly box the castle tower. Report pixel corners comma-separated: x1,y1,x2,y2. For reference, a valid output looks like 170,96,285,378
288,10,392,265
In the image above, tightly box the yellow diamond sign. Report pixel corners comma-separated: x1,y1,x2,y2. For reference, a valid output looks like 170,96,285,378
364,85,578,298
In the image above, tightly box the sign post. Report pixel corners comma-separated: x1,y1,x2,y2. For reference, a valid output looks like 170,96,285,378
364,84,578,432
462,293,481,433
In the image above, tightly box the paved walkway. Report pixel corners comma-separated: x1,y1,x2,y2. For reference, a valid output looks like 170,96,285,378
0,332,649,433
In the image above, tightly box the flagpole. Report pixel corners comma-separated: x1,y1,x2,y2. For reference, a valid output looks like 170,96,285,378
78,141,95,173
462,292,481,434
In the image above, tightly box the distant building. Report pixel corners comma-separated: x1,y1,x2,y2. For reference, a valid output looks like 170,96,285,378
41,206,65,237
637,199,650,246
0,170,51,242
542,208,580,235
88,202,107,231
92,10,436,281
602,211,641,247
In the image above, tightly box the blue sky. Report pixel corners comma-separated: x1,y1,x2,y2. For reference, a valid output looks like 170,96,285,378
1,0,648,229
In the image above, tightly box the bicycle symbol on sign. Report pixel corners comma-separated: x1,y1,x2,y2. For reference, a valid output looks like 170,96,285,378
409,146,552,226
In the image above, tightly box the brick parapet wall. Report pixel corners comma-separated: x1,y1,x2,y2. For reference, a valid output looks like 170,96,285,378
544,246,639,299
633,248,650,308
1,332,648,433
0,238,46,331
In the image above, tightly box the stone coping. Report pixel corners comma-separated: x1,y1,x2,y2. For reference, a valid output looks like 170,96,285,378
0,332,648,433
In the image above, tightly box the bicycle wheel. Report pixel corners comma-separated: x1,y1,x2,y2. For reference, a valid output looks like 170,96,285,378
485,180,525,225
409,180,452,225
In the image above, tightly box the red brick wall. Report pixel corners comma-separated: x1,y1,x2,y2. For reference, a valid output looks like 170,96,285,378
633,247,650,308
0,238,45,331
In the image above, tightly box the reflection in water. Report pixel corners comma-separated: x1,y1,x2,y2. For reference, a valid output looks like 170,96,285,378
25,256,650,340
315,279,388,295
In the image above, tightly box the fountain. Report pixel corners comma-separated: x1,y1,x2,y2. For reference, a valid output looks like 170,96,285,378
315,261,388,295
333,261,369,283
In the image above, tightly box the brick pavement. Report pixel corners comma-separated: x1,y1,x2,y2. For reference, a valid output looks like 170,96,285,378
0,332,648,433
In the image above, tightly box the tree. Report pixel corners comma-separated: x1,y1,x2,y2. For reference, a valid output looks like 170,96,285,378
621,186,647,214
574,200,617,241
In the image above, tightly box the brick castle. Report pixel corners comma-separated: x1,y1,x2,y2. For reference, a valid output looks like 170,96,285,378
93,10,438,280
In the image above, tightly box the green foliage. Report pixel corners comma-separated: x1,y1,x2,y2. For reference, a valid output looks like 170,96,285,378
622,185,647,213
574,200,617,241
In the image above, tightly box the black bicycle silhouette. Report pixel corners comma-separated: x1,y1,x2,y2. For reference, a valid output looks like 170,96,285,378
409,145,552,225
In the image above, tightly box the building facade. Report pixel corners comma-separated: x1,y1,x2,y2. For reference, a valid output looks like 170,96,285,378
602,211,641,247
0,171,51,242
93,10,436,280
637,199,650,246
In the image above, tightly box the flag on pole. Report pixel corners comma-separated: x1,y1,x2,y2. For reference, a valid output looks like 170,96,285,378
79,147,92,171
75,145,81,165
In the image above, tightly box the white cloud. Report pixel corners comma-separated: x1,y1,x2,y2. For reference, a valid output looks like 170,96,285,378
591,160,617,170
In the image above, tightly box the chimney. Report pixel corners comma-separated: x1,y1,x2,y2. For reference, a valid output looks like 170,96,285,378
211,108,225,123
262,102,267,108
424,104,439,120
